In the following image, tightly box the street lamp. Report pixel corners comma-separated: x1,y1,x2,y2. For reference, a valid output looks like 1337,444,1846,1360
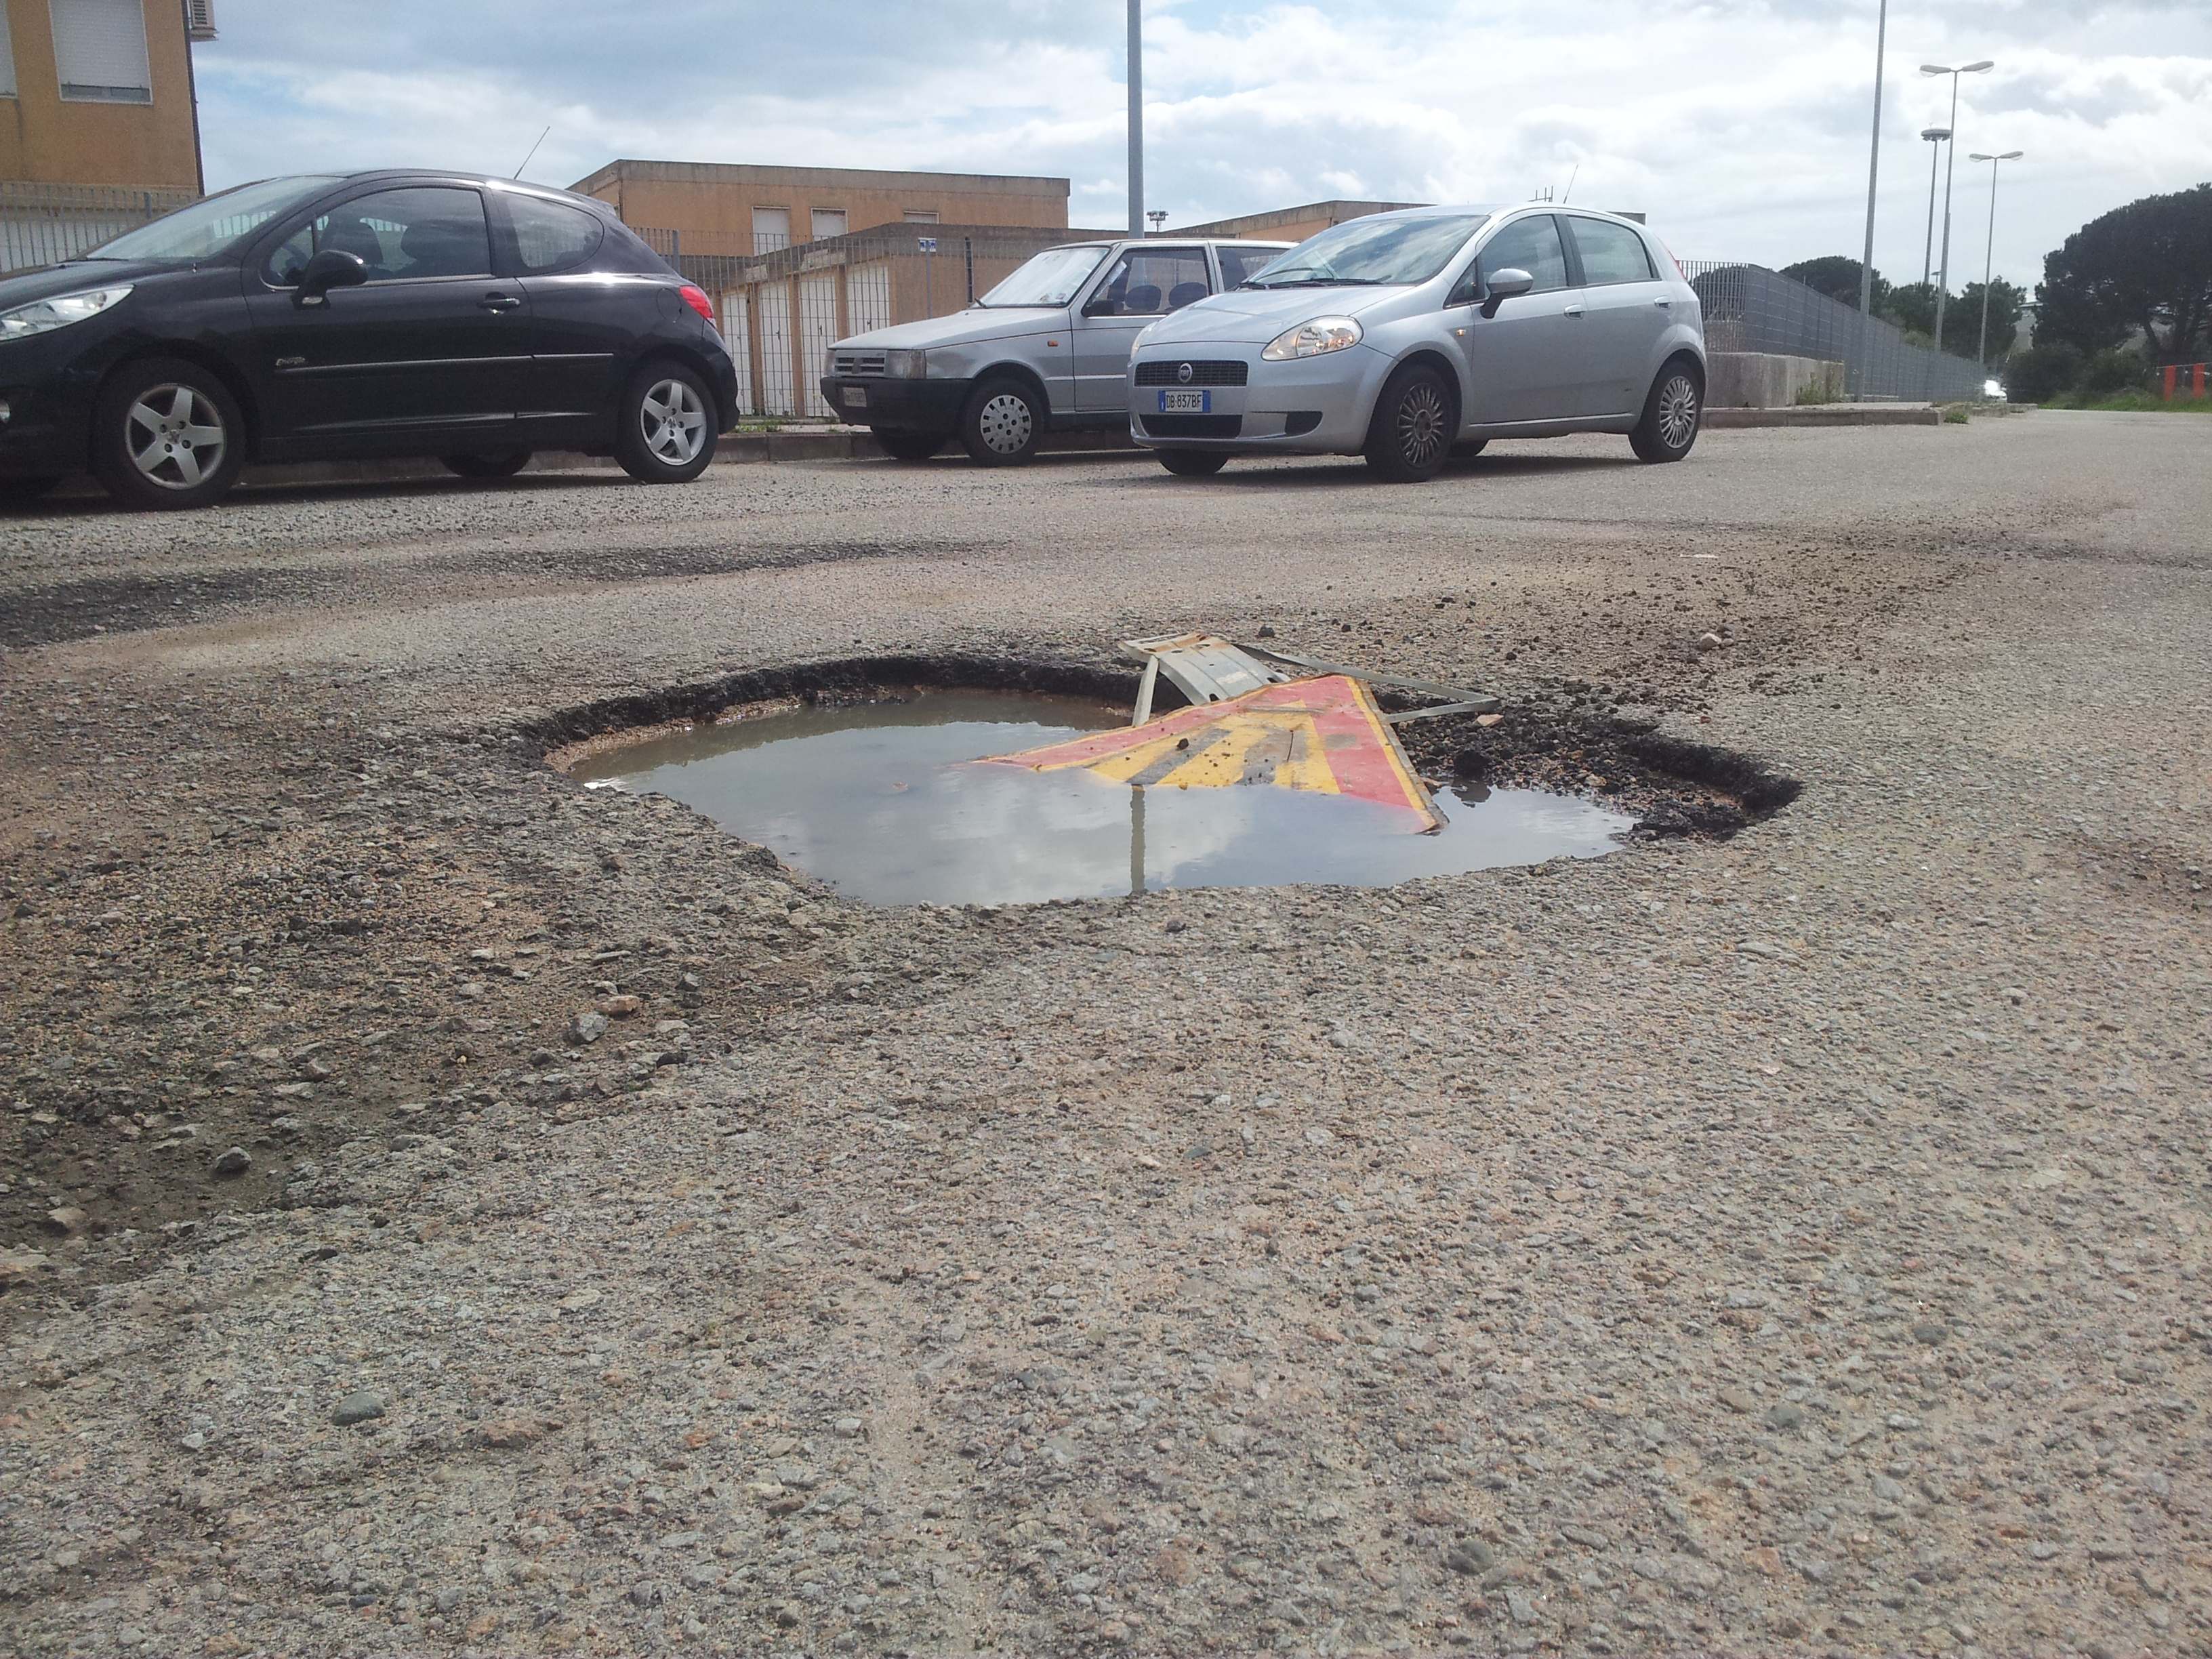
1970,150,2024,372
1919,127,1950,286
1921,60,1993,351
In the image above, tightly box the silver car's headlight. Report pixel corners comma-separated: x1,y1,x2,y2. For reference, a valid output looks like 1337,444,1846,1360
1261,315,1362,361
883,348,927,378
0,285,133,342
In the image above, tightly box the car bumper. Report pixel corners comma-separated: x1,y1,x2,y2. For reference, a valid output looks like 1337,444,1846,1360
1124,341,1393,454
0,333,100,477
819,375,970,432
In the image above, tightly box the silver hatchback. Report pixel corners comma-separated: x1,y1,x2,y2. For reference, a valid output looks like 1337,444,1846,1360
1126,205,1706,480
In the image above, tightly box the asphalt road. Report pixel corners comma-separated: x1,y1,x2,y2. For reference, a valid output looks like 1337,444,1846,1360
2,413,2207,1658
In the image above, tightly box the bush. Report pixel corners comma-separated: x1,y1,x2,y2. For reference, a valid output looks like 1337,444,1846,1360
2078,347,2150,398
2003,342,2082,403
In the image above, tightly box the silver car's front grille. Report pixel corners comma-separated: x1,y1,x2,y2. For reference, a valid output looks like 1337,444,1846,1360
832,350,886,377
1134,360,1249,387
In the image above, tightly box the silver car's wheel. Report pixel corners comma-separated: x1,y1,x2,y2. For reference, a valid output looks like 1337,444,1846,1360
640,377,708,466
1631,361,1703,463
1364,363,1456,482
126,384,228,492
959,377,1044,466
1396,381,1450,469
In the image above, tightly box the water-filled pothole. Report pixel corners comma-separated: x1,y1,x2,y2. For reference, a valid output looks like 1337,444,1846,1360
564,689,1635,905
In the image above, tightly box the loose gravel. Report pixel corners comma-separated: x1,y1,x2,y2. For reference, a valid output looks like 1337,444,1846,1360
2,413,2207,1658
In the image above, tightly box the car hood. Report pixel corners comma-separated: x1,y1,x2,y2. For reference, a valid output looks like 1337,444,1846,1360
1133,284,1409,346
0,258,178,308
836,306,1063,351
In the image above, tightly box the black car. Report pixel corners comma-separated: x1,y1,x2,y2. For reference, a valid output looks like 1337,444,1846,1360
0,170,740,510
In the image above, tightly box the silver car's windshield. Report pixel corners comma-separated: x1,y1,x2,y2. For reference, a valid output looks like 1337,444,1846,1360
1244,214,1490,289
83,176,344,262
978,245,1111,307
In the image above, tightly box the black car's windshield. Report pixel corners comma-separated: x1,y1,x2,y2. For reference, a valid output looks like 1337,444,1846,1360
83,176,343,263
1242,214,1492,289
977,245,1111,307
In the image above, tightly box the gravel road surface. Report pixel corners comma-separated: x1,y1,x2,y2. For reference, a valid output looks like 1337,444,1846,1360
2,413,2207,1658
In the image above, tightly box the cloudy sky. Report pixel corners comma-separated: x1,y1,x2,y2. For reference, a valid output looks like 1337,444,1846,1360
195,1,2212,289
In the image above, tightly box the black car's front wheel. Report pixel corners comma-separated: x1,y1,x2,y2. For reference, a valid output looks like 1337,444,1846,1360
443,449,533,479
1363,363,1456,482
91,358,247,511
616,361,718,483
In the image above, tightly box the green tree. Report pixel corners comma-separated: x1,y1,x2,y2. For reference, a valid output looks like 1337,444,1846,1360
1954,278,2028,363
1780,255,1890,312
1883,280,1943,338
2036,183,2212,364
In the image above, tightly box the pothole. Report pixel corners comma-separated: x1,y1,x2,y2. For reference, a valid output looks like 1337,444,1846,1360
555,685,1648,905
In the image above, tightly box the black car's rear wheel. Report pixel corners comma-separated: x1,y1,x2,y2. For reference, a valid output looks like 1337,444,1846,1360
1363,363,1455,482
91,358,246,511
0,475,62,506
1156,450,1228,477
616,361,717,483
443,449,533,479
872,427,945,462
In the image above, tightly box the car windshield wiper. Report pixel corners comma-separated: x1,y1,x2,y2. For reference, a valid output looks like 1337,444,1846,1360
1241,276,1391,289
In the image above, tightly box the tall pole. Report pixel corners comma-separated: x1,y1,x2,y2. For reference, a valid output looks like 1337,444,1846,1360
1856,0,1887,321
1921,130,1946,285
1973,152,2022,372
1933,74,1959,351
1126,0,1144,238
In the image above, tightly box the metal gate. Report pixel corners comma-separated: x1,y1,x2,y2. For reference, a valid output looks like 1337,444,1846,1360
798,270,839,417
756,283,795,417
847,260,893,338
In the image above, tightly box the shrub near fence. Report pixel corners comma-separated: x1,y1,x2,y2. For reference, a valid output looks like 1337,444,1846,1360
1682,260,1987,402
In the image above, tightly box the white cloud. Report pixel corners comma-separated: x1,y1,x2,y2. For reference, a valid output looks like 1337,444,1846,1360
192,0,2212,286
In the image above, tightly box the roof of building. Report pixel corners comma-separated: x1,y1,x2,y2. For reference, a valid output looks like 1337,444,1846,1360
1169,199,1427,237
571,159,1071,199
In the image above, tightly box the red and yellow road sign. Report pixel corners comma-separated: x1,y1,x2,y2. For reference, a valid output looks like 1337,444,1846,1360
979,674,1443,832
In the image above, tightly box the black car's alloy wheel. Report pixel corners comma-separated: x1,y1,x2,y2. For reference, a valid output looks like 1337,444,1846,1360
91,357,247,511
1364,363,1454,482
443,449,533,479
615,361,717,483
1631,361,1702,463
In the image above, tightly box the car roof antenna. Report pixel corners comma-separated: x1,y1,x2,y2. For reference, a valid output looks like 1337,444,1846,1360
1561,163,1579,203
513,125,552,180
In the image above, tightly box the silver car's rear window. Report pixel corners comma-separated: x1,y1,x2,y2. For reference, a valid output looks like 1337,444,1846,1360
1244,215,1490,289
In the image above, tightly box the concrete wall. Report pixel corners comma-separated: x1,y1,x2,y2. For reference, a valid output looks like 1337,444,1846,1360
571,161,1069,252
0,0,201,190
1707,352,1846,409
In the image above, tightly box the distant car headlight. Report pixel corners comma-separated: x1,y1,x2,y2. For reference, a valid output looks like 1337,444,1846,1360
1261,316,1362,361
884,349,927,378
0,285,133,342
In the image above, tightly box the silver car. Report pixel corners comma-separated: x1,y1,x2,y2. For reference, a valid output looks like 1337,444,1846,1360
1125,205,1706,480
819,237,1290,465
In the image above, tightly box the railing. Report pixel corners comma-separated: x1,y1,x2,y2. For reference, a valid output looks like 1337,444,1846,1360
1680,259,1986,402
1,181,198,271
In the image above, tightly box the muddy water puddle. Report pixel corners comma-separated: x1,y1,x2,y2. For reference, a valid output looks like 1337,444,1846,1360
568,690,1634,905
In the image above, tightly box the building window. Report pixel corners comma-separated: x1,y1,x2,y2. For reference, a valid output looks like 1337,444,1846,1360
810,209,846,241
903,211,939,224
752,206,790,255
50,0,152,104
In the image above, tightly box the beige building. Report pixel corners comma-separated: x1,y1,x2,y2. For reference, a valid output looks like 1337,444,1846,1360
569,159,1069,259
1172,199,1424,245
1,0,211,267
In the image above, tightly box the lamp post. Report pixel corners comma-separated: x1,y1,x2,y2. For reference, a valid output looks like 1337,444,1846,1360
1969,150,2024,372
1856,0,1889,324
1919,127,1950,286
1126,0,1144,239
1921,60,1992,351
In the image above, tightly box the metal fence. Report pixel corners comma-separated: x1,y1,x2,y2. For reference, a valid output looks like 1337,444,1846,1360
1,181,197,271
1681,260,1986,402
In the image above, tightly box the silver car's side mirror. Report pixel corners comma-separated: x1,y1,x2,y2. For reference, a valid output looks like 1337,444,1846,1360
1480,268,1536,319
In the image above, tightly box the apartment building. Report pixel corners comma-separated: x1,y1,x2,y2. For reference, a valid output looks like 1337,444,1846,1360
570,159,1069,258
1,0,213,267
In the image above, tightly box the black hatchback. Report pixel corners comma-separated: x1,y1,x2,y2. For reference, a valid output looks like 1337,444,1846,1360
0,171,740,510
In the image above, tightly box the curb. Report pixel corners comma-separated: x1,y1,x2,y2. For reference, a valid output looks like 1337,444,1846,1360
1702,405,1942,429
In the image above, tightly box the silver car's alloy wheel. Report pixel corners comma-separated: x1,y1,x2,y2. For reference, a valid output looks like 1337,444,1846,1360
1395,381,1448,468
975,392,1033,455
127,384,227,491
640,378,708,466
1658,375,1699,449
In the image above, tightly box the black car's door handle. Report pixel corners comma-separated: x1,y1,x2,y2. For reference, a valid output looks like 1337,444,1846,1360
478,293,524,313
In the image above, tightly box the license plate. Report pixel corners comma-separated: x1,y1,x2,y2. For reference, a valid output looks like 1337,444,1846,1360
1157,389,1210,414
841,386,868,409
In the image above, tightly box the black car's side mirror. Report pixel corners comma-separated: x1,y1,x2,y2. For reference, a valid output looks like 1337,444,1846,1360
294,249,369,308
1479,267,1536,319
